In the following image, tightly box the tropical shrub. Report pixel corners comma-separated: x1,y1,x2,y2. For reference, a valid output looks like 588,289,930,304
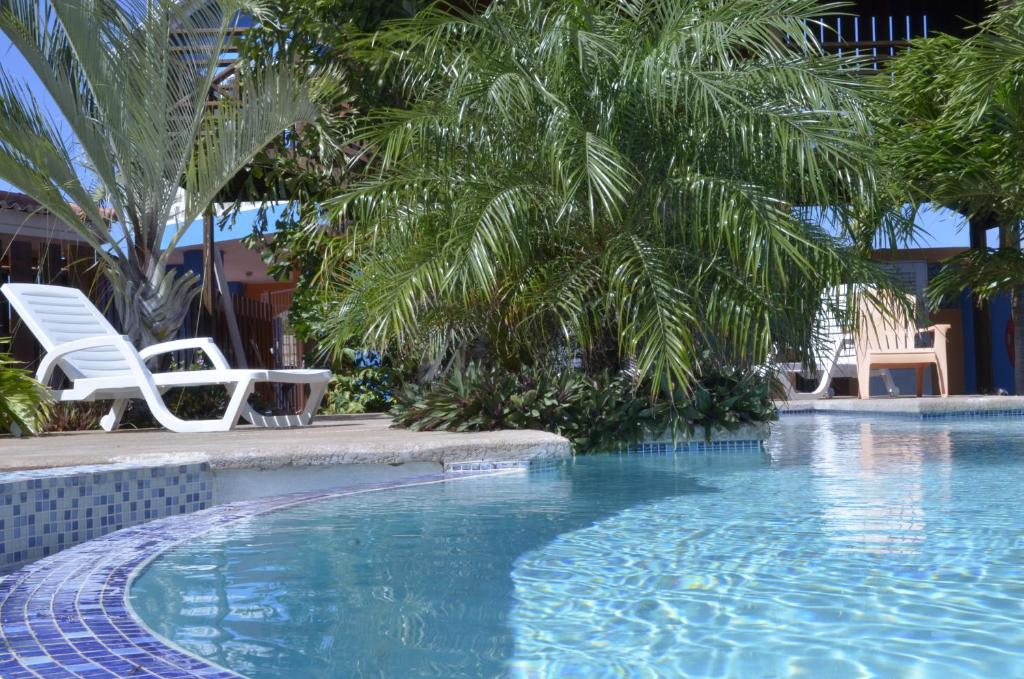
321,349,403,414
308,0,892,394
42,389,235,432
0,343,51,435
391,362,776,453
230,0,426,332
42,402,108,434
656,357,778,439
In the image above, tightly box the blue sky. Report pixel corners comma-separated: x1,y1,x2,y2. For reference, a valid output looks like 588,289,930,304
0,33,988,250
167,205,288,248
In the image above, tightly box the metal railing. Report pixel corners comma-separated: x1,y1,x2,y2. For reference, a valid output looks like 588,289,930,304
813,14,930,73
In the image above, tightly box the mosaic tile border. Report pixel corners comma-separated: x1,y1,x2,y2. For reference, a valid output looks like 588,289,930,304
623,439,765,455
779,407,1024,420
920,409,1024,420
0,468,525,678
0,463,212,574
777,407,817,416
526,457,565,473
443,459,531,473
0,459,206,483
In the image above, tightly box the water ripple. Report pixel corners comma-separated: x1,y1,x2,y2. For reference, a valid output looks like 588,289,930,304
132,417,1024,678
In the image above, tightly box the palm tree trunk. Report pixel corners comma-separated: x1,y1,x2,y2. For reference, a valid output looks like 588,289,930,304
200,208,218,339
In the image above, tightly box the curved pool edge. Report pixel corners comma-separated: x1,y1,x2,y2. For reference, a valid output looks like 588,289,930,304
0,468,527,679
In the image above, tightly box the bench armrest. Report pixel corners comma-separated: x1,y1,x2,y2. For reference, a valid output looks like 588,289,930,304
36,335,137,385
139,337,231,371
921,323,952,340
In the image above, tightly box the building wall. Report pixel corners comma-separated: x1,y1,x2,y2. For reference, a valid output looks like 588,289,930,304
165,238,283,285
1,207,96,363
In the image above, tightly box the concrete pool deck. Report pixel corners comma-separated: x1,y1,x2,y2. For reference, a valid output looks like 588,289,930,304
0,415,572,573
4,395,1022,473
0,398,1015,573
777,394,1024,417
0,413,571,472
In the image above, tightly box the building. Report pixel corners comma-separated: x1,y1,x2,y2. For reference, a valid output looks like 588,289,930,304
0,191,97,362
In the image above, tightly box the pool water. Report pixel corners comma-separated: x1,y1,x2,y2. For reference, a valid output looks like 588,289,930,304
131,416,1024,678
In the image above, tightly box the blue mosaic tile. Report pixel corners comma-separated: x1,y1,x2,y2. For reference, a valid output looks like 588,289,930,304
0,463,213,574
920,409,1024,420
780,407,1024,420
443,459,532,474
0,468,517,678
527,457,565,474
622,439,764,454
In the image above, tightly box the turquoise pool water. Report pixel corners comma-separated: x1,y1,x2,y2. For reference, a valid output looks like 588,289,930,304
131,416,1024,678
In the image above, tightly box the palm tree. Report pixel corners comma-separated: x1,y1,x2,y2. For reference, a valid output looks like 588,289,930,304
876,5,1024,393
310,0,889,393
0,0,322,346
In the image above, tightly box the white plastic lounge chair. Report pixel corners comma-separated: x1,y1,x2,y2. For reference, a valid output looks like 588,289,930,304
854,292,950,399
778,286,898,400
1,283,330,433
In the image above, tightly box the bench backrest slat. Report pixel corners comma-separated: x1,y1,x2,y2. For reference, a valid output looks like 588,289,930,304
1,283,132,380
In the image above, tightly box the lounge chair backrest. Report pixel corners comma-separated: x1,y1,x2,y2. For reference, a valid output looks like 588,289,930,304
1,283,133,380
855,292,919,352
813,285,853,368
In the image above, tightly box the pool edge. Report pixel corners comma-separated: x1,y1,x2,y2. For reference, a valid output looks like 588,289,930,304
0,468,526,679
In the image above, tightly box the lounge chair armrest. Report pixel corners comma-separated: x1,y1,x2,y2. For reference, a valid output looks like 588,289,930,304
36,335,137,384
139,337,231,371
921,324,952,339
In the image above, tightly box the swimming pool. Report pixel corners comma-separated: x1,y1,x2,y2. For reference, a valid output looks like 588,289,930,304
129,415,1024,678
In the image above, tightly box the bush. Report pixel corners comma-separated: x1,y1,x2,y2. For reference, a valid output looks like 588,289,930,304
0,342,52,435
391,361,776,453
658,360,778,440
318,348,403,415
42,401,107,433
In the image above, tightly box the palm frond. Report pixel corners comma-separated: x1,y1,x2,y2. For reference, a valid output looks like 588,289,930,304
0,0,321,345
312,0,889,389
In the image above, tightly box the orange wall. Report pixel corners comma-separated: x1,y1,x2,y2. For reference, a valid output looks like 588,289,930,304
243,281,294,301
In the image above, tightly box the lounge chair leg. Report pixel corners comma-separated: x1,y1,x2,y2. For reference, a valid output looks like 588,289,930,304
857,361,871,399
880,370,899,397
241,381,328,428
220,379,256,430
811,369,833,399
936,362,949,397
303,381,327,424
142,381,254,433
100,399,128,432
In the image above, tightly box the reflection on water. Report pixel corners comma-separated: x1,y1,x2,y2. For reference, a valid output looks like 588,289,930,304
132,462,717,678
510,418,1024,678
809,419,953,555
133,416,1024,679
